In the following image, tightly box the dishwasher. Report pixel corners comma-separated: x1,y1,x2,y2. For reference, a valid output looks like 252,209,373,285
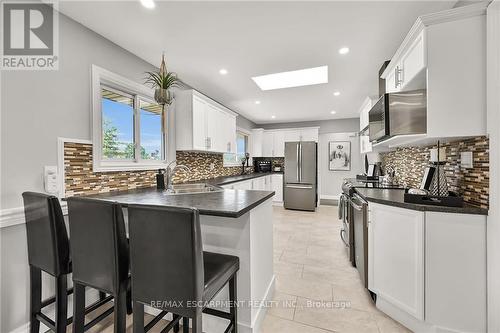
350,193,369,288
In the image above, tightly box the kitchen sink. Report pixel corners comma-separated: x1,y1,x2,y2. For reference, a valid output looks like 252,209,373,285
165,183,223,195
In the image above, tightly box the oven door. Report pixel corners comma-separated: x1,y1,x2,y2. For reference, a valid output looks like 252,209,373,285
339,194,349,247
351,193,368,287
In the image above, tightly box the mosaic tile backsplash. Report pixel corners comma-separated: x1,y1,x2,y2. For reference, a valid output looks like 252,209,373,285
381,136,489,208
64,142,253,197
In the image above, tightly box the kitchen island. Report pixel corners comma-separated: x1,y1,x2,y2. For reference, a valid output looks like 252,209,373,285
83,187,275,333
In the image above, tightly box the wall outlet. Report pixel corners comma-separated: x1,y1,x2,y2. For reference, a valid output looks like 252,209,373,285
44,166,59,195
461,152,473,169
209,163,215,171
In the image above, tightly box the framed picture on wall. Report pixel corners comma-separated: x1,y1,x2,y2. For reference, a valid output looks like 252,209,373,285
329,141,351,171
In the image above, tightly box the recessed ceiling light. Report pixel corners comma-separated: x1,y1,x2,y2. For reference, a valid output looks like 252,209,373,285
330,110,337,114
255,100,261,105
219,68,228,75
338,47,350,55
333,91,340,96
140,0,155,9
271,115,276,119
252,66,328,91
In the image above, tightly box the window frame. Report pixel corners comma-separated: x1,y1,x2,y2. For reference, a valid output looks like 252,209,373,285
223,127,251,167
92,65,168,172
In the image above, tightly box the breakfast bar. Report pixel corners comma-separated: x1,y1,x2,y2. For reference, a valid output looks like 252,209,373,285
83,187,275,333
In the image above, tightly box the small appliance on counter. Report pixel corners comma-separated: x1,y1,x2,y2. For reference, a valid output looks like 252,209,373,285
254,160,271,173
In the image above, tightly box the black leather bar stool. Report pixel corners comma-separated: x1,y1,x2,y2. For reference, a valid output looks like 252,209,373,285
67,197,133,333
128,204,239,333
22,192,111,333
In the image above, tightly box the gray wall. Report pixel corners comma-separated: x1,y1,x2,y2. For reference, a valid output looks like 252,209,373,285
319,132,363,198
236,116,257,131
255,118,362,198
0,12,159,332
256,118,359,134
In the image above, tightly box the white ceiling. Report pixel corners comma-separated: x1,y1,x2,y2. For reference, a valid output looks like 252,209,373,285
58,1,456,124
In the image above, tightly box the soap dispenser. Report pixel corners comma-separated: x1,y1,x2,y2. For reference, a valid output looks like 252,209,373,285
156,169,166,189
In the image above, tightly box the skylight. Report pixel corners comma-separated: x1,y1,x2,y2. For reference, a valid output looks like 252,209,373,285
252,66,328,91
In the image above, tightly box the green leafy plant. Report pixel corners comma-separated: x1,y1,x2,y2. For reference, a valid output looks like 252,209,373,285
144,70,179,90
144,54,179,105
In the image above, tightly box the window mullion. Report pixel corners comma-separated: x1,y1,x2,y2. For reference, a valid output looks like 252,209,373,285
134,95,141,162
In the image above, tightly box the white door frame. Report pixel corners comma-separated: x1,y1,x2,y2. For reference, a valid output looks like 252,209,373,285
487,2,500,332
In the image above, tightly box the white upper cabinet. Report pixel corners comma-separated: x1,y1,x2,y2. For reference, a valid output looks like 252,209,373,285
262,131,274,157
175,89,237,153
273,131,285,157
299,128,319,142
251,128,264,157
378,3,487,147
385,31,425,93
258,127,319,157
359,97,377,154
284,130,301,142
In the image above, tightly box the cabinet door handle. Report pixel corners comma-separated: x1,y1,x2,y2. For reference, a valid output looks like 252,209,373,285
395,66,403,88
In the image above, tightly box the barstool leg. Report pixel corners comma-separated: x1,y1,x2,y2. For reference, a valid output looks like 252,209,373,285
229,275,238,333
133,301,145,333
73,283,86,333
182,317,189,333
173,314,180,333
54,275,68,333
29,266,41,333
114,292,127,333
126,288,133,315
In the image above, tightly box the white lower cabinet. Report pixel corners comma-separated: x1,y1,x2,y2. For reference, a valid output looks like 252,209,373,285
221,175,282,204
252,177,266,191
369,203,424,320
369,203,487,333
232,180,253,190
271,174,283,203
425,212,487,333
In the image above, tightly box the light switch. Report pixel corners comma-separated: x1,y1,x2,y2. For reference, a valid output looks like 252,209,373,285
44,166,59,195
461,152,473,169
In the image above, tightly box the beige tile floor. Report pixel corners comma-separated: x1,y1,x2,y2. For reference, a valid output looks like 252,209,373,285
62,205,411,332
260,205,412,333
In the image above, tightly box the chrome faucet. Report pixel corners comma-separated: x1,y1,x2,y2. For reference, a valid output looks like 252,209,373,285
165,160,191,191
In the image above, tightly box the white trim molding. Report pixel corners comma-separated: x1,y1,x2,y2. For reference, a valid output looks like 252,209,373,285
91,65,169,172
0,202,68,230
487,1,500,332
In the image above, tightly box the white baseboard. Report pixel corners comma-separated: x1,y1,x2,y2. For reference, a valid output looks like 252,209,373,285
249,275,275,332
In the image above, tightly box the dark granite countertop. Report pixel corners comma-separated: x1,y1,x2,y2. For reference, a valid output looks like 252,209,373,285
354,188,488,216
80,187,275,218
198,172,283,186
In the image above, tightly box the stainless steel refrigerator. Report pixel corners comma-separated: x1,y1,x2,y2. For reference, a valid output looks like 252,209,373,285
284,141,318,211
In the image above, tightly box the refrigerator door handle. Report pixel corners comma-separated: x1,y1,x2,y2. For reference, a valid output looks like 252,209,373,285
296,143,300,182
286,184,313,189
299,142,303,182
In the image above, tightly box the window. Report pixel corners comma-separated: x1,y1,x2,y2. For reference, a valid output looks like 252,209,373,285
92,65,167,171
223,129,249,166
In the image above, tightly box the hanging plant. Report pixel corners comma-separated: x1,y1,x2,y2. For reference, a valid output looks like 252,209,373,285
144,53,179,106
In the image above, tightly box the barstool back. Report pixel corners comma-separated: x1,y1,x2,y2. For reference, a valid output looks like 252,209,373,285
128,205,204,318
22,192,70,276
67,197,129,294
